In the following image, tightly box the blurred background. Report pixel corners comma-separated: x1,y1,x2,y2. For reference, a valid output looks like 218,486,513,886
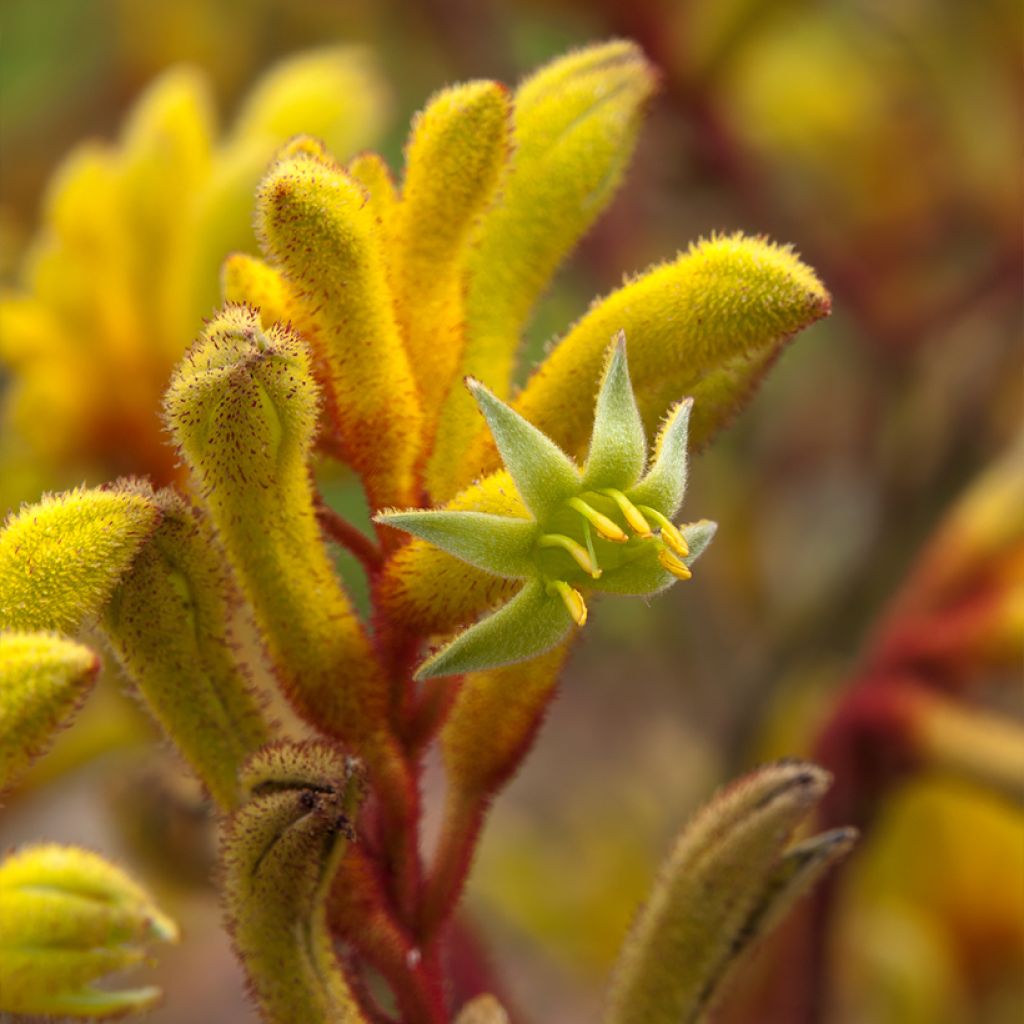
1,1,1021,1022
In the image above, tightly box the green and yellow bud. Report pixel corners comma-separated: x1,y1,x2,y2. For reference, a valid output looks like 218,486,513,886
0,486,162,632
220,252,294,328
604,761,855,1024
441,233,831,493
0,631,99,792
428,39,658,499
164,307,388,753
0,844,178,1019
102,485,270,809
393,80,511,430
378,335,716,678
222,743,368,1024
256,150,423,508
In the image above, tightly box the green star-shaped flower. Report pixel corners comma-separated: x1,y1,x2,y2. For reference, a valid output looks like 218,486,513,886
378,333,716,679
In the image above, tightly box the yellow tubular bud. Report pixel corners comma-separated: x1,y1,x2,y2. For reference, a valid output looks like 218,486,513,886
102,487,270,810
256,156,423,509
452,235,830,491
222,744,368,1024
392,81,511,430
118,68,214,321
164,307,389,756
568,497,629,543
0,632,99,793
220,253,294,328
30,145,139,370
0,844,178,1019
521,235,830,456
428,40,657,501
604,763,847,1024
538,534,601,578
347,151,399,227
0,487,162,633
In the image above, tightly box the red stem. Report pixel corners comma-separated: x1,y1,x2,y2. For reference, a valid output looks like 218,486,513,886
316,495,384,576
330,847,447,1024
419,790,487,945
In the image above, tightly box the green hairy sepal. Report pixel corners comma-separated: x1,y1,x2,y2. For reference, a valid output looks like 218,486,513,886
221,742,368,1024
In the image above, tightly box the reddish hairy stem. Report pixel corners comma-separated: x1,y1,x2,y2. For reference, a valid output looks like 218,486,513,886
420,790,487,944
331,846,447,1024
315,495,384,576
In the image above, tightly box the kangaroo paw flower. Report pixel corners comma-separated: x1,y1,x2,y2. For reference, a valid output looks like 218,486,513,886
378,333,716,678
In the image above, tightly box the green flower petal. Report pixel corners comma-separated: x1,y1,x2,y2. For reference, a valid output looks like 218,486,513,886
681,520,717,565
590,546,674,596
376,509,537,579
627,398,692,516
416,578,573,680
583,333,647,490
467,378,580,520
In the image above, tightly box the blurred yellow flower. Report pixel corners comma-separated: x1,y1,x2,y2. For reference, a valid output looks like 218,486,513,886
0,46,389,511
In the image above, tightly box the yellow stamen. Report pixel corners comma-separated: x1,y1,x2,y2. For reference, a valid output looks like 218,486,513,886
568,497,628,543
539,533,601,578
658,547,692,580
548,580,588,626
600,489,653,537
639,506,689,557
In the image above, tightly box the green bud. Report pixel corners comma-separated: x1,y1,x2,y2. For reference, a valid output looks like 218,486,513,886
0,843,178,1019
0,630,98,792
221,742,368,1024
603,761,856,1024
0,486,162,633
165,307,388,749
378,334,716,678
102,485,270,808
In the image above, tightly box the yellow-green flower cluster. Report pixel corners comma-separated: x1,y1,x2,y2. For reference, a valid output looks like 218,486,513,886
380,336,716,678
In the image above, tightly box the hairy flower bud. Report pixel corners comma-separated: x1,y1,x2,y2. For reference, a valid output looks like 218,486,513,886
0,844,178,1019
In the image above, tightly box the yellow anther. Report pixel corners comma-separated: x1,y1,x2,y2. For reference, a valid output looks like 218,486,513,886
548,580,588,626
600,489,652,537
568,497,628,544
539,533,602,578
639,506,689,557
658,547,692,580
